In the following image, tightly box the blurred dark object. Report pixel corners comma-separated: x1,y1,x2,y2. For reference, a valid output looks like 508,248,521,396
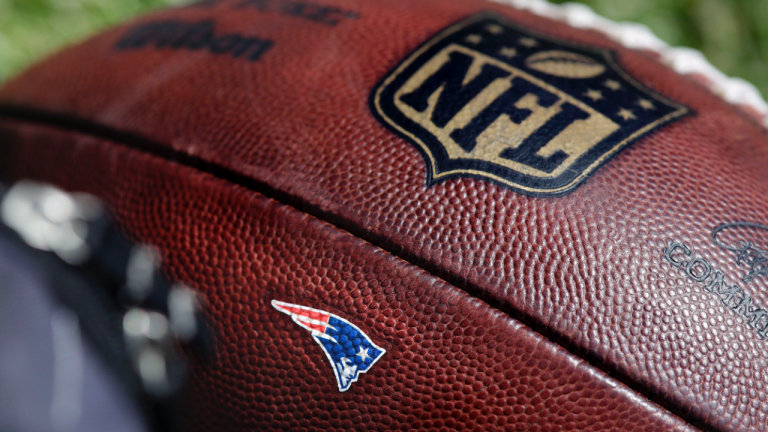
0,181,213,432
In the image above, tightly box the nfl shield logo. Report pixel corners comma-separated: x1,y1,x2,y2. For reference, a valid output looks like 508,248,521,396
371,13,689,196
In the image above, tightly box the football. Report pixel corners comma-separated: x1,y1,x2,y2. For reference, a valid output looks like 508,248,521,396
1,0,768,430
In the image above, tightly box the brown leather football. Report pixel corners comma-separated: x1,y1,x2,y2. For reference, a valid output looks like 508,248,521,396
2,0,768,430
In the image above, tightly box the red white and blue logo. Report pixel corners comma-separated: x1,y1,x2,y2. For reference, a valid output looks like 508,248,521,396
272,300,386,392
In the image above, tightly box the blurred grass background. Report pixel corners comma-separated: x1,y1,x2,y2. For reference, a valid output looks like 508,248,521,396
0,0,766,96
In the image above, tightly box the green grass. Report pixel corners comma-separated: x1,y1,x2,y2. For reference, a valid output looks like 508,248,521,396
1,0,767,96
550,0,768,96
0,0,186,81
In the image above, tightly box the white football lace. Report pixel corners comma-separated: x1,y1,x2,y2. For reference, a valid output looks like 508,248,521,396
490,0,768,129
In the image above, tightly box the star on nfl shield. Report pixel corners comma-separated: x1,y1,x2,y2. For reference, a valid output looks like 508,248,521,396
272,300,386,392
371,12,689,197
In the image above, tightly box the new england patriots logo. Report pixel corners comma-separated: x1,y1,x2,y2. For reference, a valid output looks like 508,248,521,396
271,300,386,392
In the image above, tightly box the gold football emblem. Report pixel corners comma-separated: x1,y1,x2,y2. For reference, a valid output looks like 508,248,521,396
371,13,689,196
525,50,606,79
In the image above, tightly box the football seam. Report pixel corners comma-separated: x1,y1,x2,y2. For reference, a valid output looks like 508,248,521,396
0,104,706,432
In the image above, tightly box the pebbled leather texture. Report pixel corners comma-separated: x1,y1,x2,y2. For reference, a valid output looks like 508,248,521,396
1,0,767,430
0,122,697,431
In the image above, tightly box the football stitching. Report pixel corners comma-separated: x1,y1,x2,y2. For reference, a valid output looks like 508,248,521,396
491,0,768,130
